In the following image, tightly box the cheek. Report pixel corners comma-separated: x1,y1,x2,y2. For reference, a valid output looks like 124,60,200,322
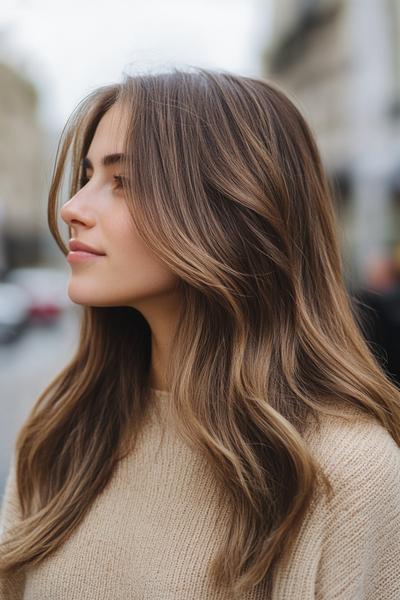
67,223,179,306
114,239,179,298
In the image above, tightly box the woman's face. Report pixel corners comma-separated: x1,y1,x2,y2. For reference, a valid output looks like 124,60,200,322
60,102,180,310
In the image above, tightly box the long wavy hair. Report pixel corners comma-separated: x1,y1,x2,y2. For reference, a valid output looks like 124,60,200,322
1,66,400,597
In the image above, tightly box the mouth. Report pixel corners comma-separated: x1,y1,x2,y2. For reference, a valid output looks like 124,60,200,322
68,239,106,256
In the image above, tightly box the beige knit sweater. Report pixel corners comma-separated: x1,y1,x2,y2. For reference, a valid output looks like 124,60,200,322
1,389,400,599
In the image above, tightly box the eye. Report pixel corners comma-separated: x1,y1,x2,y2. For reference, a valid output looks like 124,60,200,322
78,174,128,191
113,175,127,190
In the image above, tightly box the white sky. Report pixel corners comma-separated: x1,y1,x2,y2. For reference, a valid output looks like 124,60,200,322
0,0,273,132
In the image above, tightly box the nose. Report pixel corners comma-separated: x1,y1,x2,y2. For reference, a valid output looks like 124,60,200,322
60,189,96,229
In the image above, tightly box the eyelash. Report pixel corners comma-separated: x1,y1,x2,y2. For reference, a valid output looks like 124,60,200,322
79,175,126,190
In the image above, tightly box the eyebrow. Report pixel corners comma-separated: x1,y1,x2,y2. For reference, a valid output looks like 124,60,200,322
81,153,125,170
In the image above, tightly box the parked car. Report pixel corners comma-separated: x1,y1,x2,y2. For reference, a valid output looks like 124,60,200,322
5,266,72,324
0,281,30,343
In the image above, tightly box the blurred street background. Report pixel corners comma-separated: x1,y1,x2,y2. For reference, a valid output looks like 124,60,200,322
0,0,399,494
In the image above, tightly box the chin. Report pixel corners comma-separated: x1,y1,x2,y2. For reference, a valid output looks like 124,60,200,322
67,282,111,307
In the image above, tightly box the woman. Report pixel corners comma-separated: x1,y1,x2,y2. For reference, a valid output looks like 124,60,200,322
1,66,399,599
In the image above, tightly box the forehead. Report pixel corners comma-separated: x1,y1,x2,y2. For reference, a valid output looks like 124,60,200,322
87,102,129,159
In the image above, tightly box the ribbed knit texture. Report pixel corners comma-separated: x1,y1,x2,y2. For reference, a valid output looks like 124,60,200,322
1,389,400,599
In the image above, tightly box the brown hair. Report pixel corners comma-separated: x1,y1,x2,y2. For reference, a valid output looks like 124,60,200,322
1,66,400,597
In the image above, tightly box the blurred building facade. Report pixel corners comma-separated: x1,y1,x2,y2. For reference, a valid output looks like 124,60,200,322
263,0,400,287
0,60,51,273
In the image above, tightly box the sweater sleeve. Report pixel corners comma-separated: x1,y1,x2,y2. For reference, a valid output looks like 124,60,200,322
314,418,400,600
0,454,26,600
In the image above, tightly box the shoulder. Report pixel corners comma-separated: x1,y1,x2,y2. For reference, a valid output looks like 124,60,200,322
304,404,400,510
273,405,400,598
298,406,400,598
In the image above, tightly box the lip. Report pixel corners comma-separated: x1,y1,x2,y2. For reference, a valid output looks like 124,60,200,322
67,251,105,263
68,239,106,255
